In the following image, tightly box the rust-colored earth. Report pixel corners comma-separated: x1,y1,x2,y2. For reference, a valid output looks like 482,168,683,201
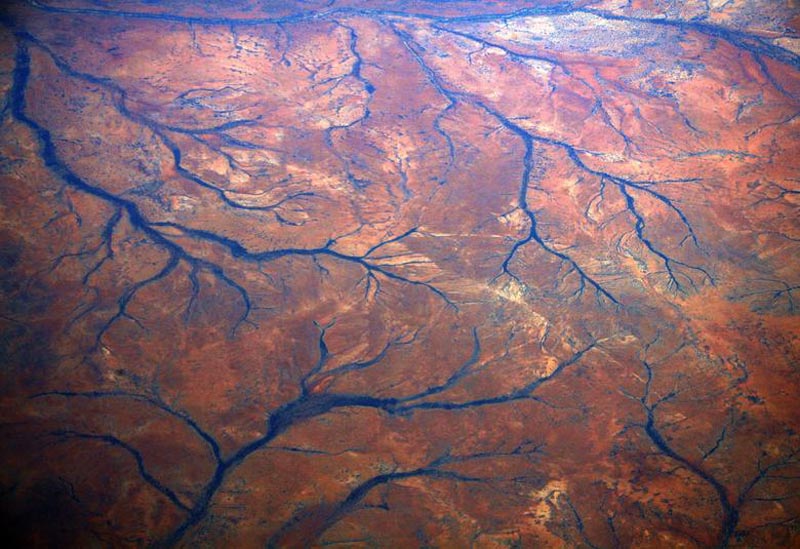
1,0,799,547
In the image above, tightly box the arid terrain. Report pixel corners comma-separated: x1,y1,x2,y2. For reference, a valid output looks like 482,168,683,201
1,0,799,547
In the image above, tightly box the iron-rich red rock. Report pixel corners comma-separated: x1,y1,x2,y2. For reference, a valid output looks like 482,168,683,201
1,1,798,546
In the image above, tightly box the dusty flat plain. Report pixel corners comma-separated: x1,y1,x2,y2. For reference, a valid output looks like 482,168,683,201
1,0,799,546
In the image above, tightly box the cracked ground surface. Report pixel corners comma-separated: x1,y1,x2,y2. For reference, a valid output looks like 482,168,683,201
0,0,799,546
